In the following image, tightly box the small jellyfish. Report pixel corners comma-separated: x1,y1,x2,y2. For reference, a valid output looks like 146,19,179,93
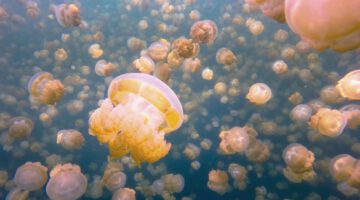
14,162,48,191
25,1,40,19
8,116,33,140
0,170,8,187
189,20,218,44
182,57,201,73
88,44,104,59
95,60,116,76
56,129,85,150
112,188,136,200
309,108,347,137
337,70,360,100
146,39,170,62
207,170,230,195
171,37,199,58
183,143,201,160
154,63,172,83
132,56,155,74
162,173,185,193
46,163,87,200
272,60,288,75
5,188,29,200
289,104,313,123
320,85,343,104
89,73,183,165
228,163,247,190
51,3,83,27
201,67,214,80
102,162,127,192
216,48,236,65
127,37,146,52
28,71,65,105
54,48,68,62
219,127,249,154
246,18,265,36
246,83,272,105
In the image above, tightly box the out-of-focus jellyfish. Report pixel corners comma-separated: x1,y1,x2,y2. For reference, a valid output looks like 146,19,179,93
95,60,116,76
189,10,201,21
272,60,288,75
228,163,248,190
56,129,85,150
201,67,214,80
189,20,218,44
154,63,172,83
51,3,83,27
0,170,8,187
245,140,270,163
88,44,104,59
330,154,360,189
86,175,103,199
25,1,40,19
127,37,146,52
167,51,184,68
66,100,84,115
320,85,343,104
274,29,288,42
8,116,33,140
288,92,303,105
309,108,347,137
14,162,47,191
54,48,68,62
340,104,360,130
207,170,230,195
46,163,87,200
146,39,170,62
290,104,313,123
102,162,127,192
28,71,65,105
337,70,360,100
89,73,183,165
171,37,199,58
0,6,9,21
132,56,155,74
219,127,249,154
112,188,136,200
200,138,212,150
183,143,201,160
246,18,265,36
162,174,185,194
216,48,236,65
246,83,272,105
138,19,148,31
183,57,201,73
191,161,201,170
246,0,285,23
285,0,360,52
5,188,29,200
282,143,316,183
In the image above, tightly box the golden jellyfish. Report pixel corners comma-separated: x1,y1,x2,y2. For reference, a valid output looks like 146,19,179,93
146,40,170,62
201,67,214,80
86,175,103,199
207,170,230,195
112,188,136,200
246,0,285,23
219,127,250,154
51,3,83,27
246,18,264,36
54,48,68,62
102,162,127,192
127,37,146,52
189,10,201,21
309,108,347,137
8,116,33,140
183,143,201,160
89,73,183,165
161,174,185,194
0,6,8,21
46,163,87,200
282,143,316,183
216,48,236,65
246,83,272,105
66,99,84,115
154,63,172,83
200,138,212,150
5,188,29,200
214,81,227,95
285,0,360,52
337,70,360,100
167,51,184,68
56,129,85,150
88,44,104,59
132,56,155,74
245,140,270,163
330,154,357,182
228,163,247,190
272,60,288,75
14,162,48,191
137,19,148,31
191,161,201,170
290,104,313,123
274,29,288,42
95,60,116,77
320,85,343,104
28,71,65,105
189,20,218,44
171,37,199,58
183,57,201,73
340,104,360,130
25,1,40,19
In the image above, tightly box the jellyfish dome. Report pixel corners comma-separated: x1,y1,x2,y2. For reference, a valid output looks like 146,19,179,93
89,73,183,165
337,70,360,100
14,162,48,191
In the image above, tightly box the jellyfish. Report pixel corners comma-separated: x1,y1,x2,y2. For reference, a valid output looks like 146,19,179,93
88,44,104,59
272,60,288,75
56,129,85,150
330,154,357,182
183,57,201,73
207,170,230,195
167,51,184,68
245,139,270,163
309,108,347,137
46,163,87,200
89,73,183,165
183,143,201,160
28,71,65,105
200,138,212,150
320,85,343,104
340,104,360,129
289,104,313,123
201,67,214,80
95,60,116,76
14,162,48,191
171,37,199,58
337,70,360,100
146,40,170,62
132,56,155,74
86,175,103,199
216,48,236,65
162,174,185,193
219,127,250,155
8,116,33,140
189,20,218,44
54,48,68,62
0,170,8,187
154,63,172,83
5,188,29,200
246,83,272,105
112,188,136,200
228,163,248,190
51,3,83,27
246,18,265,36
25,1,40,19
284,0,360,52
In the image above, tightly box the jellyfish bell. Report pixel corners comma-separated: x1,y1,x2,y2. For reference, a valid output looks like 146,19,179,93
189,20,218,44
246,83,272,105
112,188,136,200
8,116,33,140
309,108,347,137
330,154,357,182
56,129,85,150
51,3,83,27
219,127,250,154
89,73,183,165
95,60,116,77
290,104,313,123
14,162,48,191
207,170,230,195
337,70,360,100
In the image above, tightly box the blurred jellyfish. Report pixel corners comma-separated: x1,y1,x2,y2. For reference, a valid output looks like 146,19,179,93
228,163,248,190
246,83,272,105
285,0,360,52
5,188,29,200
216,48,236,65
46,163,87,200
8,116,33,140
161,174,185,194
28,71,65,105
14,162,47,191
51,3,83,27
183,57,201,73
95,60,116,76
246,18,265,36
0,170,8,187
56,129,85,150
246,0,285,22
171,37,199,58
102,162,127,192
154,63,172,83
337,70,360,100
88,44,104,59
290,104,313,123
183,143,201,160
132,56,155,74
191,161,201,170
320,85,343,104
200,138,212,150
54,48,68,62
25,1,40,19
219,127,249,154
201,67,214,80
189,20,218,44
245,140,270,163
89,73,183,165
207,170,230,195
330,154,360,190
146,39,170,62
86,175,103,199
309,108,347,137
272,60,288,75
112,188,136,200
282,143,316,183
127,37,146,52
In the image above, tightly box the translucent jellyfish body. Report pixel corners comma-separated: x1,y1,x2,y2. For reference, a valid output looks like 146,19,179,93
171,37,199,58
89,73,183,165
51,3,82,27
56,129,85,150
112,188,136,200
219,127,249,154
102,162,127,192
246,0,285,23
289,104,312,123
147,40,170,62
8,116,33,140
285,0,360,52
28,71,65,105
46,163,87,200
228,163,248,190
14,162,48,191
246,83,272,105
309,108,347,137
330,154,360,189
207,170,230,195
132,56,155,74
216,48,236,65
337,70,360,100
189,20,218,44
95,60,116,76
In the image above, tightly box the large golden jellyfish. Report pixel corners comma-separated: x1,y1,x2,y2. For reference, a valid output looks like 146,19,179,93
189,20,218,44
285,0,360,52
309,108,347,137
337,70,360,100
51,3,83,27
27,71,65,105
89,73,183,165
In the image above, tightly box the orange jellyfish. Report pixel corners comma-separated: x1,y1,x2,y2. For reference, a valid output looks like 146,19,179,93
89,73,183,165
246,83,272,105
216,48,236,65
51,3,83,27
146,39,170,62
207,170,230,195
246,0,285,23
171,37,200,58
56,129,85,150
189,20,218,44
14,162,48,191
219,127,249,154
132,56,155,74
112,188,136,200
285,0,360,52
28,71,65,105
95,60,116,77
309,108,347,137
337,70,360,100
8,116,33,140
